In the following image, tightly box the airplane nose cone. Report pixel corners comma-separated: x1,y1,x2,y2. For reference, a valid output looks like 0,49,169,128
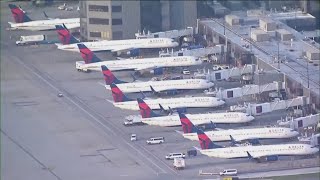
219,100,225,106
292,131,299,137
248,115,255,122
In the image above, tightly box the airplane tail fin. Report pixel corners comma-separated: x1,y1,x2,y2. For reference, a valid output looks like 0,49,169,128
77,43,101,64
178,113,198,134
101,65,127,85
55,24,80,45
110,83,133,102
137,98,161,118
197,128,222,150
8,4,32,23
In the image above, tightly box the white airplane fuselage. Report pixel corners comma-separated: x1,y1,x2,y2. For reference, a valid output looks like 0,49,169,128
76,56,201,71
105,79,214,93
58,38,179,52
113,96,225,110
182,127,299,141
141,112,254,127
8,18,80,31
199,144,319,159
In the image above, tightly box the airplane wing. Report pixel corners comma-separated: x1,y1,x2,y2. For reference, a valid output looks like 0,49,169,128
110,46,135,53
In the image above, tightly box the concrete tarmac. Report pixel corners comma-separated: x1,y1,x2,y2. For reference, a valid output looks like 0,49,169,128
1,2,319,180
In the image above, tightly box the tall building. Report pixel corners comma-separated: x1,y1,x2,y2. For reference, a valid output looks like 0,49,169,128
141,0,197,32
79,1,140,41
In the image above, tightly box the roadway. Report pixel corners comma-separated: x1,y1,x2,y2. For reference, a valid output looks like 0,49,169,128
1,2,319,180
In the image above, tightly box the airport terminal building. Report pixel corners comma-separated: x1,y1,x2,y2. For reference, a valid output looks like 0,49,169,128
79,0,197,41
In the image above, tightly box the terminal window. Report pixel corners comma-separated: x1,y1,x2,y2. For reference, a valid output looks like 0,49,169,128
227,91,233,98
90,32,101,38
112,5,122,12
256,106,262,113
112,19,122,25
89,5,108,12
89,18,109,25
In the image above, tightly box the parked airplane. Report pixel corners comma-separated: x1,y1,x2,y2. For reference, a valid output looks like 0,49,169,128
54,25,178,53
137,98,254,126
178,113,299,142
109,83,225,110
101,65,213,94
74,44,201,73
196,128,319,161
8,4,79,31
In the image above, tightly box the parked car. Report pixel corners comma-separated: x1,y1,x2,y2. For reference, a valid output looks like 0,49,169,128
130,134,137,141
146,137,164,145
182,69,191,75
165,153,186,160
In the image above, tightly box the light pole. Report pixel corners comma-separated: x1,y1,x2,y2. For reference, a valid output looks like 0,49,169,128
249,26,252,52
277,41,280,70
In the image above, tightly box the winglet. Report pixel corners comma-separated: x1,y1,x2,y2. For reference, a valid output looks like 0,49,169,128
150,85,159,95
139,91,147,99
131,73,137,82
230,135,238,146
247,151,253,160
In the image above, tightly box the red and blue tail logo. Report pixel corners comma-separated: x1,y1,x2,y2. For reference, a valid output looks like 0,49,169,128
178,113,197,134
197,129,222,149
137,98,160,118
55,25,79,45
77,44,101,64
101,65,127,85
110,83,133,102
8,4,32,23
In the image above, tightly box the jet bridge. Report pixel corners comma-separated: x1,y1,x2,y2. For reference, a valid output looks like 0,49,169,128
209,81,285,99
135,28,194,39
207,64,256,81
159,46,223,60
230,96,310,116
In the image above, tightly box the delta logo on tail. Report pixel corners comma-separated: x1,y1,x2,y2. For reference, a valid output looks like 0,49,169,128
197,129,222,149
8,4,32,23
77,44,100,64
137,98,152,118
55,25,79,45
110,83,132,102
101,65,127,85
179,113,197,134
137,98,162,118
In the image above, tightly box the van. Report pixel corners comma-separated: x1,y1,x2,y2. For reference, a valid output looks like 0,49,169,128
146,137,165,145
219,169,237,176
165,153,185,160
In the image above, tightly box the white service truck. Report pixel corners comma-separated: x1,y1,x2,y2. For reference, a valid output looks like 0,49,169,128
123,115,144,126
173,158,185,170
16,35,46,46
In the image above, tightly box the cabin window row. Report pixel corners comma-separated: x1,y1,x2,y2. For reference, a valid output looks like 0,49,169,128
89,18,123,25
